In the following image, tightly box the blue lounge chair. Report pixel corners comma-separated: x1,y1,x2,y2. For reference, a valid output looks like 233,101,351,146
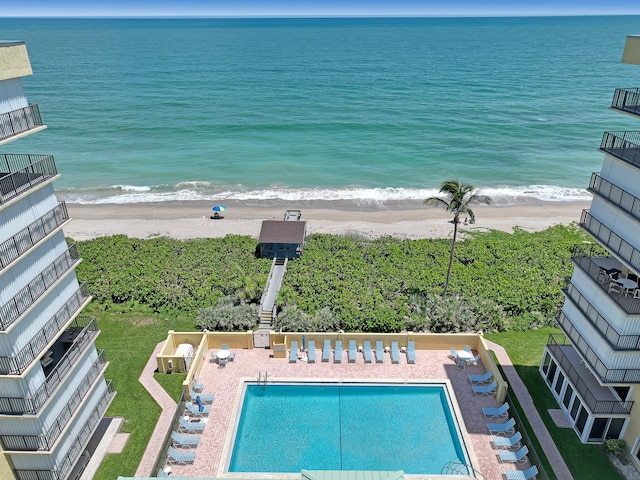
185,402,210,416
189,391,214,403
307,340,316,363
179,417,206,434
406,341,416,364
391,341,400,364
171,431,200,449
469,370,493,385
322,340,331,362
334,340,343,363
363,340,373,363
483,402,509,419
167,446,196,465
488,417,516,436
348,340,357,363
192,381,204,392
376,340,385,363
505,465,538,480
289,341,298,363
473,380,497,396
499,445,529,464
492,431,522,450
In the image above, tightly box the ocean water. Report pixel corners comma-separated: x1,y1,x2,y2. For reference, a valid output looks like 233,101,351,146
2,16,640,206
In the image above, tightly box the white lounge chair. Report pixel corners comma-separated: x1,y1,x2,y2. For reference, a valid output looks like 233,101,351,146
492,431,522,450
167,446,196,465
499,445,529,464
185,402,210,417
171,431,200,449
406,341,416,364
483,402,509,419
179,417,206,434
488,417,516,436
189,391,214,403
473,380,497,396
348,340,357,363
505,465,538,480
469,371,493,385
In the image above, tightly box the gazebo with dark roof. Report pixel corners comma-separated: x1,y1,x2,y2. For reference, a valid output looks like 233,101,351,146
258,220,307,259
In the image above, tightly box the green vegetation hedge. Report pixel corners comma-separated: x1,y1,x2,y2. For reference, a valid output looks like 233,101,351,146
74,224,588,333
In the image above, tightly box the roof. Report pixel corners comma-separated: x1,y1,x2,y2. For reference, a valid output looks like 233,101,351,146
301,471,405,480
259,220,306,244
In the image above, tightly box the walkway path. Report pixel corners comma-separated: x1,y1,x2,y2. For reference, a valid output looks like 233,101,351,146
486,340,574,480
134,341,177,478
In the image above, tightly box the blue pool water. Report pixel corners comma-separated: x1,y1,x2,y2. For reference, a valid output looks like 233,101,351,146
228,383,470,474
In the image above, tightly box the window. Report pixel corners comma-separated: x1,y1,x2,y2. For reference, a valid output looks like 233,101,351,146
607,418,626,439
576,407,589,435
570,397,581,420
554,371,565,396
541,352,551,374
588,418,608,442
547,360,558,386
563,384,574,409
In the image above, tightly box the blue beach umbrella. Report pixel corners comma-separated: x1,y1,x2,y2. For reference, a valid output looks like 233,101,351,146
212,205,227,212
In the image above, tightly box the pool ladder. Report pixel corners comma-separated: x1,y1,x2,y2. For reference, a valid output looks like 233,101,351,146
258,371,268,390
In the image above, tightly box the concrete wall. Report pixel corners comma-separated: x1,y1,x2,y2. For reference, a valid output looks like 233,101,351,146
0,42,32,81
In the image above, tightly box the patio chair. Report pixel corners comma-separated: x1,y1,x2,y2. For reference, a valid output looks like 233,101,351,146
608,280,623,295
307,340,317,363
221,344,229,350
499,445,529,464
322,340,331,362
189,391,214,403
192,381,204,392
449,347,458,360
487,417,516,436
167,446,196,465
406,341,416,364
473,380,497,396
171,431,200,449
469,370,493,385
635,288,640,299
185,401,210,417
492,431,522,450
483,402,509,419
467,354,480,366
334,340,343,363
391,341,401,364
348,340,357,363
179,417,206,434
210,351,216,363
289,341,298,363
456,357,467,369
376,340,385,363
505,465,538,480
464,345,472,353
363,340,373,363
228,351,236,362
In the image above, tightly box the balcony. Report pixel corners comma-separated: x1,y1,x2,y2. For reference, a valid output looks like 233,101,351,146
588,172,640,222
571,245,640,314
0,154,57,205
0,243,80,332
0,283,89,376
547,335,634,414
600,131,640,170
0,104,44,144
0,352,108,451
611,88,640,118
580,210,640,273
0,201,69,272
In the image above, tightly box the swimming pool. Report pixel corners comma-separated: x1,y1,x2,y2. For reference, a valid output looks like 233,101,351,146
227,382,472,475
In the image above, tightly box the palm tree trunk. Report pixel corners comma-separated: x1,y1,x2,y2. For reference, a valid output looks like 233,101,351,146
443,221,458,295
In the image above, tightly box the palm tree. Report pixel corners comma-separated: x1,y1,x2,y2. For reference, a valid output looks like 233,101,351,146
424,179,490,295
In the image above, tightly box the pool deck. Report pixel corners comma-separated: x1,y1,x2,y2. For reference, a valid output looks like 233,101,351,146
145,343,572,480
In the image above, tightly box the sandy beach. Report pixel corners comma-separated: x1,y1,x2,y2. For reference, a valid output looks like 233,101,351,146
63,201,590,241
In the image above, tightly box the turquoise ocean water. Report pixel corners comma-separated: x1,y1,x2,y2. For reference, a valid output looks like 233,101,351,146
2,16,640,206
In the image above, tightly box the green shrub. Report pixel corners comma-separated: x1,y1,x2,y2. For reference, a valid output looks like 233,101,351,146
604,438,625,457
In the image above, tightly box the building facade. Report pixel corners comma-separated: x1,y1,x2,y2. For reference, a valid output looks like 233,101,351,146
0,41,115,480
540,35,640,468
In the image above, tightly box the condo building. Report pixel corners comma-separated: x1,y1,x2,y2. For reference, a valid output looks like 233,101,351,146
0,41,114,479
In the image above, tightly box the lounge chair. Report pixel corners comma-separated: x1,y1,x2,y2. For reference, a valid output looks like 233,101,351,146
376,340,384,363
289,341,298,363
322,340,331,362
483,402,509,419
167,446,196,465
179,417,206,434
307,340,316,363
363,340,373,363
505,465,538,480
499,445,529,464
158,469,169,478
185,402,210,416
189,391,214,404
449,347,458,359
346,340,356,363
488,417,516,436
473,380,497,396
492,431,522,450
391,341,401,364
469,370,493,385
406,341,416,364
192,381,204,392
171,431,200,449
334,340,343,363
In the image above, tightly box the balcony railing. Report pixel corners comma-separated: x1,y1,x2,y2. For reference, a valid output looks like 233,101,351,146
0,154,57,205
580,210,640,274
611,88,640,117
553,314,640,383
571,245,640,315
0,284,89,376
0,201,69,271
600,131,640,170
0,104,43,143
0,243,80,332
0,351,108,451
588,172,640,222
547,334,634,414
